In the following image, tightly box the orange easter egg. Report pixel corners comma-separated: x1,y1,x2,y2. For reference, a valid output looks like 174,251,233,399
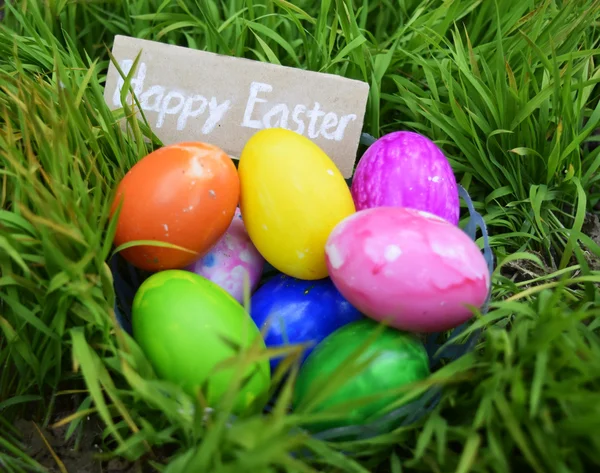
111,142,240,271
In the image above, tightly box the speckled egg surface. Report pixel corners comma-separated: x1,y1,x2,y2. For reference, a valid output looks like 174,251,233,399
325,207,490,332
111,142,240,271
185,208,264,304
249,274,363,372
351,131,460,225
238,128,356,280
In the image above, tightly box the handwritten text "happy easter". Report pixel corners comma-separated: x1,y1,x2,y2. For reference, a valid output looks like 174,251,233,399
113,60,358,142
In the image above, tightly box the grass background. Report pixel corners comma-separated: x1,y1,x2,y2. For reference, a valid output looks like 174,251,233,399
1,0,600,471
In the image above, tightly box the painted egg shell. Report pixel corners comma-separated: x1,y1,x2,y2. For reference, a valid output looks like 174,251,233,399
293,319,430,432
111,142,239,271
351,131,460,225
238,128,356,280
184,207,264,304
249,274,363,372
325,207,490,332
131,270,270,413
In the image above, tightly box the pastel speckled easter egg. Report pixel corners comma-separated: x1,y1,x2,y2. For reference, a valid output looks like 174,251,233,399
325,207,490,332
185,208,264,304
351,131,460,225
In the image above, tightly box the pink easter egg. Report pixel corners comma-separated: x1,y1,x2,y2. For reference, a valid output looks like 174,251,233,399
351,131,460,225
185,208,264,304
324,207,490,332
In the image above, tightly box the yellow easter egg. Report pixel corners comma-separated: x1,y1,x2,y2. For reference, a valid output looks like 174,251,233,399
238,128,356,280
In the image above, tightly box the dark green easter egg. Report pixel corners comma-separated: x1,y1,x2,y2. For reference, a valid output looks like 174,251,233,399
292,319,430,432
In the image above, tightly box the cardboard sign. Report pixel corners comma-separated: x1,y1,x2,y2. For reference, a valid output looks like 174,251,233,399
103,35,370,178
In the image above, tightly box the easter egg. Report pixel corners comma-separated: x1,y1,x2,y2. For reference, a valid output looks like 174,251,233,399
293,319,430,432
351,131,460,225
249,274,363,372
325,207,490,332
111,142,239,271
131,270,270,412
238,128,356,280
184,208,264,304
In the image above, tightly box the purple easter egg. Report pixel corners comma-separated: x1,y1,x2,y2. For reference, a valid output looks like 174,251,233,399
185,208,265,304
351,131,460,225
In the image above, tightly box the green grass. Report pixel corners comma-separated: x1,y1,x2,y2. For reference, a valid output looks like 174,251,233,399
1,0,600,471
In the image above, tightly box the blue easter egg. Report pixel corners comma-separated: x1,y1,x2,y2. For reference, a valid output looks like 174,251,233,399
250,274,364,372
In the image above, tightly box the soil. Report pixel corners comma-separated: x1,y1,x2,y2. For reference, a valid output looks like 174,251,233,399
502,211,600,284
582,212,600,271
14,415,143,473
501,248,554,285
